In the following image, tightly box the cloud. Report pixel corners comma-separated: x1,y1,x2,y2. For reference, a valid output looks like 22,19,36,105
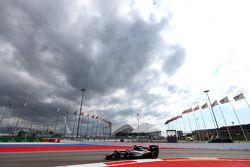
0,0,188,133
162,44,186,76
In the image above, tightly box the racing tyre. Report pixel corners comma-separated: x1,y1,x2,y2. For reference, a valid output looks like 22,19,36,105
151,150,158,159
123,152,129,159
114,151,121,160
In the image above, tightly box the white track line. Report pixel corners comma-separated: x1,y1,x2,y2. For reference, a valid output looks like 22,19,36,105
55,162,107,167
55,158,250,167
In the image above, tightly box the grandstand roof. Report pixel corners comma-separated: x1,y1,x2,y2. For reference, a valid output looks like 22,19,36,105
112,124,134,135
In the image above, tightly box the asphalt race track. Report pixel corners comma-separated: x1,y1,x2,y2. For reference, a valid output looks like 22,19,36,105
1,148,250,167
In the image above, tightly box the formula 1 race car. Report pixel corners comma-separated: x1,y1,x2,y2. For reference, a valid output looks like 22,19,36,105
105,145,159,160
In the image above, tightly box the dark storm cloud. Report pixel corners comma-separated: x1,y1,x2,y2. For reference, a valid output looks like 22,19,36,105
0,0,186,132
163,44,186,76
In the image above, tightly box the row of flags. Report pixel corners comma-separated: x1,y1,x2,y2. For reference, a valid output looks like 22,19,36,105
75,111,111,127
165,115,182,124
165,93,246,124
0,100,112,129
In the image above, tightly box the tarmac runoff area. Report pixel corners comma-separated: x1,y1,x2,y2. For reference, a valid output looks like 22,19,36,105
0,142,250,167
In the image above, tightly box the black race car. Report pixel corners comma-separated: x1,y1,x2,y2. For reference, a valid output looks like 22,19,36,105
105,145,159,160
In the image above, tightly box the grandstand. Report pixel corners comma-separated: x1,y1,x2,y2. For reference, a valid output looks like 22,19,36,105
112,124,162,141
112,124,134,136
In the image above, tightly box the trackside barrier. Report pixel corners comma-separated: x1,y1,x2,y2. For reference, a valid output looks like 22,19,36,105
42,138,49,142
41,138,61,143
0,137,61,143
0,137,41,142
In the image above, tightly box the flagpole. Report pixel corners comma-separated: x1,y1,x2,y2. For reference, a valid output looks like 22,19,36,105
96,118,99,138
207,107,217,130
181,116,186,135
63,111,68,137
29,122,33,131
42,103,51,133
54,116,59,134
13,114,21,133
86,115,89,137
79,115,83,139
176,119,182,139
175,120,180,140
54,107,60,134
218,104,232,140
196,117,203,140
203,103,217,135
76,88,86,138
72,111,77,138
102,120,104,137
29,102,38,132
177,119,183,139
204,90,220,139
174,121,178,140
0,104,9,127
42,119,46,131
174,121,177,131
101,121,103,138
104,126,107,139
91,117,95,138
108,122,111,137
176,119,181,131
199,108,210,140
229,101,248,141
100,119,102,138
187,114,193,137
13,101,27,134
192,112,201,141
244,98,250,112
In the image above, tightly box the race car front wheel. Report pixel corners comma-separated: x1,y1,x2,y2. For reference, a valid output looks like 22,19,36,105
151,150,158,159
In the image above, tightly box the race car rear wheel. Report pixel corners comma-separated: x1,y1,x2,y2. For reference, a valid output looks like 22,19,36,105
151,150,158,159
114,151,121,160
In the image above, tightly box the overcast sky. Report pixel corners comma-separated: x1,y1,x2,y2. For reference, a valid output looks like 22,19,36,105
0,0,250,134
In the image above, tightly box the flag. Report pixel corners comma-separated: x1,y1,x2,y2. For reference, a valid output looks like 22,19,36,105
182,108,192,114
165,117,175,124
187,108,193,113
193,105,199,111
211,100,219,108
182,110,188,114
220,96,229,104
234,93,245,101
165,115,182,124
201,103,208,109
